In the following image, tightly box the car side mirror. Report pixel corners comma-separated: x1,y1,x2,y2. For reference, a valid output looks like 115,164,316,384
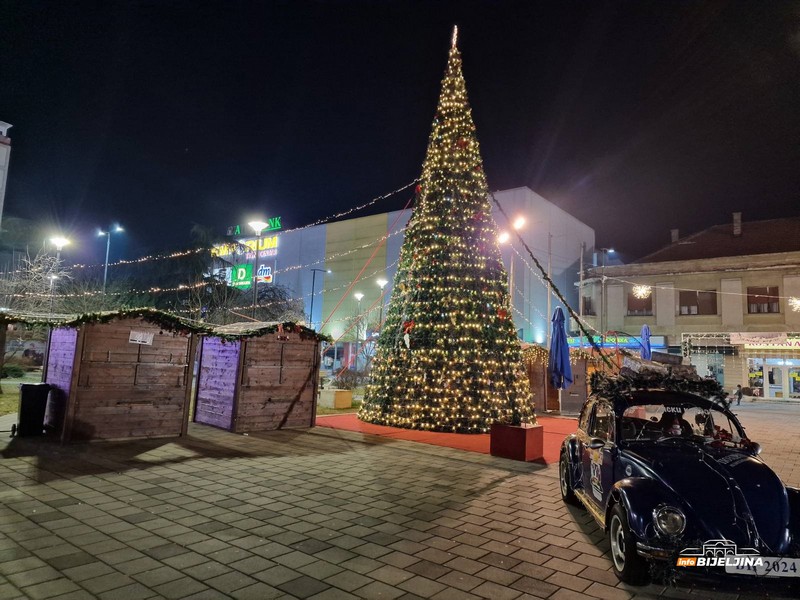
750,442,762,455
587,438,605,450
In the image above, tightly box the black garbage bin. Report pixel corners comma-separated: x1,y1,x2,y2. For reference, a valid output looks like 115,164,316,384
16,383,52,437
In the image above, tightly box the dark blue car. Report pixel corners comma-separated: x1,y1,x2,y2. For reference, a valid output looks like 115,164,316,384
559,378,800,585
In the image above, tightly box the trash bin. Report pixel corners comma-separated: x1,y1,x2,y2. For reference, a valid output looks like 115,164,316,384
16,383,52,437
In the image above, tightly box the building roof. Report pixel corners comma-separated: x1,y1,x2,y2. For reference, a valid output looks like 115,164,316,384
634,217,800,263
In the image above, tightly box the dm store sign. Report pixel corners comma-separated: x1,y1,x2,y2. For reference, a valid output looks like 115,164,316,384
228,264,274,289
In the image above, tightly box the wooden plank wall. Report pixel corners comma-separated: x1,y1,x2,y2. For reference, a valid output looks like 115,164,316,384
69,318,192,441
235,333,318,432
194,337,239,430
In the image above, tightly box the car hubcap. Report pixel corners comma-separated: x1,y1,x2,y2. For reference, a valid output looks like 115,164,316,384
560,459,568,496
610,515,626,571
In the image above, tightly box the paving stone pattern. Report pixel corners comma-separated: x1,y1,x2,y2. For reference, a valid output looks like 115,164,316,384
0,405,797,600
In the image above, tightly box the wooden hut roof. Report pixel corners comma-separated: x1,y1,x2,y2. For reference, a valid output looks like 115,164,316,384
207,320,329,341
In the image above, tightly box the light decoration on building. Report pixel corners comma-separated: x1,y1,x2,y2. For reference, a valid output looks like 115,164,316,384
632,284,652,299
790,297,800,312
358,29,534,433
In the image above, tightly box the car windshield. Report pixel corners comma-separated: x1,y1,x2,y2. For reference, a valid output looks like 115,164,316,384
620,402,744,445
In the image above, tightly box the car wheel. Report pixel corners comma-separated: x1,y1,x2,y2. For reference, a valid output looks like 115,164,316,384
559,452,579,505
608,503,650,585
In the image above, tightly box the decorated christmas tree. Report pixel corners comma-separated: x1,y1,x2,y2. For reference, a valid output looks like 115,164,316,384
358,28,534,433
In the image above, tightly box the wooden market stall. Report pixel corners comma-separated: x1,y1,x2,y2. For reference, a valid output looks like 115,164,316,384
521,345,600,415
193,321,325,433
44,309,198,442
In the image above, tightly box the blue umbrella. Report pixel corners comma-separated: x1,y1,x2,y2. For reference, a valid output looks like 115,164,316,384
548,307,573,389
640,324,652,360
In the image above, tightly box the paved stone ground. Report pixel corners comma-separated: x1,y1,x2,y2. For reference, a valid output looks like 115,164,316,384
0,404,797,600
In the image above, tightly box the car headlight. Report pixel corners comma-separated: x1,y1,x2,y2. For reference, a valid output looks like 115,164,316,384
653,505,686,537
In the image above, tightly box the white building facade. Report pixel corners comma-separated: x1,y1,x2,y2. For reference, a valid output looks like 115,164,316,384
582,213,800,400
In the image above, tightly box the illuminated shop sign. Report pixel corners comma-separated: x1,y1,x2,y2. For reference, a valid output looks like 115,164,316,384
211,234,279,260
567,335,667,349
216,263,275,290
226,217,282,237
230,265,253,289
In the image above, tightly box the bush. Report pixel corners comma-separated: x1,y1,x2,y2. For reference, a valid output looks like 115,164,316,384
2,364,25,379
333,370,368,390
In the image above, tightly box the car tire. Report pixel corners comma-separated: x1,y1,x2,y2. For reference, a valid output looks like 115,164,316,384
559,451,579,506
608,503,650,585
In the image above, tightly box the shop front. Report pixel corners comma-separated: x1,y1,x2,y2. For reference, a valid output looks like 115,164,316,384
732,333,800,400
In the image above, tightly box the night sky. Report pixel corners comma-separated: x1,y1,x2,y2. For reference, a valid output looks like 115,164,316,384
3,1,799,266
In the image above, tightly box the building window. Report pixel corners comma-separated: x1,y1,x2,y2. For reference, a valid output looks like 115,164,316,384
627,291,653,316
582,296,596,316
747,286,779,314
679,290,717,315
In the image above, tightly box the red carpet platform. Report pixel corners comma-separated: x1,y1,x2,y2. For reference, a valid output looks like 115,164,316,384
315,413,577,464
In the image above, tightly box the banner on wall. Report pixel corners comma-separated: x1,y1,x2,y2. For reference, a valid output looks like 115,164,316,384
730,332,799,348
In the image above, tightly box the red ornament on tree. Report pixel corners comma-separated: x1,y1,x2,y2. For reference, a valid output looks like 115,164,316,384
456,137,469,149
415,184,422,195
402,320,415,334
498,308,508,320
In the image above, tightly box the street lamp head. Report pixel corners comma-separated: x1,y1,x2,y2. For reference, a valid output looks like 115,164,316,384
248,220,269,234
50,236,70,251
377,278,388,289
497,231,510,244
354,292,364,302
512,216,526,230
114,225,124,233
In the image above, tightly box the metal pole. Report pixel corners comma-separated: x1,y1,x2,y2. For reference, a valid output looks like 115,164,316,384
508,251,514,308
309,269,318,329
579,243,585,348
251,232,261,319
546,232,552,347
102,232,111,294
356,299,362,370
601,250,607,340
48,277,55,318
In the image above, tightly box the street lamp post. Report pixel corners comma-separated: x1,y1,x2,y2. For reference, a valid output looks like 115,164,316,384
99,225,123,294
600,248,615,341
309,268,330,330
377,278,388,331
248,220,268,319
48,236,70,316
354,292,364,370
48,275,58,318
498,215,526,339
50,236,70,263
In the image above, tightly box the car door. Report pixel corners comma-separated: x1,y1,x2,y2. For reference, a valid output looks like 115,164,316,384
581,402,616,509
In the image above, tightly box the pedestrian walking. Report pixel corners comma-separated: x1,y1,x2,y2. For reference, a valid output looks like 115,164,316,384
734,384,743,405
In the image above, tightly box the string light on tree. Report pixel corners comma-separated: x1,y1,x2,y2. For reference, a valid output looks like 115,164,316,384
358,27,533,433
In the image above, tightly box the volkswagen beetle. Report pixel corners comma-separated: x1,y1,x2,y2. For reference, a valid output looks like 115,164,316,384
559,377,800,585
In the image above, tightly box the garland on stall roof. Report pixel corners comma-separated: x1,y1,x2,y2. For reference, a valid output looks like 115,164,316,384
522,345,549,365
0,308,330,342
589,370,726,401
